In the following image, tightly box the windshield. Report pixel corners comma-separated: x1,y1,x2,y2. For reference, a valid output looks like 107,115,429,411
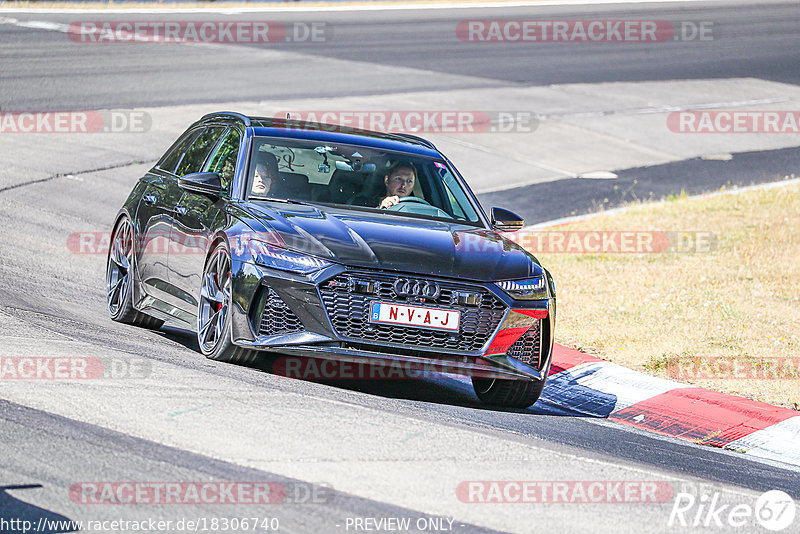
246,137,482,224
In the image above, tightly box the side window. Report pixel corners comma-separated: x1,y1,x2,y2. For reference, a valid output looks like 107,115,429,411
157,128,201,174
204,128,241,195
174,126,226,178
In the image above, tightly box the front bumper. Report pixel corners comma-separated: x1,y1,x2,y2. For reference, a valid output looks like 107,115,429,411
229,260,555,381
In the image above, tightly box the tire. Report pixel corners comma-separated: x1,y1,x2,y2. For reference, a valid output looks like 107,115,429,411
471,376,546,409
106,216,164,330
197,241,259,365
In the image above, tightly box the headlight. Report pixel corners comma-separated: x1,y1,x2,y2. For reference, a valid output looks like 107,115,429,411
248,239,332,274
497,277,548,300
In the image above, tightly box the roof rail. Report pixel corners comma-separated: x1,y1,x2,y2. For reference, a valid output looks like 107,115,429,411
200,111,251,126
392,132,436,150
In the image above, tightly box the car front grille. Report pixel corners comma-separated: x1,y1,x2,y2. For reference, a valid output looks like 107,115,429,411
506,322,542,369
319,272,507,353
259,288,304,336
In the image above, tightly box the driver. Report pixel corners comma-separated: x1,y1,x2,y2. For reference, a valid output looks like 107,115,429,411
379,163,417,209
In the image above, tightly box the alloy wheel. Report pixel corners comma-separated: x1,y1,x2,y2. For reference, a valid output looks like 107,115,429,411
106,219,133,317
198,246,232,354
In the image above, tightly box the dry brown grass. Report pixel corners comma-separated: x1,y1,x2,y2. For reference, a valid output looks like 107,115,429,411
533,182,800,409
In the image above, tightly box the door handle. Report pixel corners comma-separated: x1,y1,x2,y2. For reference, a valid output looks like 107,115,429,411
143,194,157,205
175,205,188,216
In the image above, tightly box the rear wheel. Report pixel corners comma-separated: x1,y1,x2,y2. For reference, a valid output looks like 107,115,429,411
471,376,546,409
106,217,164,329
197,241,258,365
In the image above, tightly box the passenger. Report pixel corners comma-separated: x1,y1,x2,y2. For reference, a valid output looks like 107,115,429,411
252,152,280,196
379,163,417,209
220,156,235,187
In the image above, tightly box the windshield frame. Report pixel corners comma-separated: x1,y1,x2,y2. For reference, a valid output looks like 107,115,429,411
243,135,491,228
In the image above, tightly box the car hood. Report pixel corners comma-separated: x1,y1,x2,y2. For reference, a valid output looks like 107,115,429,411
242,202,542,282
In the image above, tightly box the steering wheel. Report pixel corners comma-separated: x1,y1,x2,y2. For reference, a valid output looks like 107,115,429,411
386,196,450,218
385,196,432,210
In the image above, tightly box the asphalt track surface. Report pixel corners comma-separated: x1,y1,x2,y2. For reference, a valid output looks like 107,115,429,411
1,0,800,110
1,1,800,532
487,145,800,223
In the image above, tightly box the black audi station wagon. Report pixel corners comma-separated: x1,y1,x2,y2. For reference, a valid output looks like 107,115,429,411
106,112,556,408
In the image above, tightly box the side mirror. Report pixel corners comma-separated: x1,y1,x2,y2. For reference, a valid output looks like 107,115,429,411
491,207,524,232
178,172,222,197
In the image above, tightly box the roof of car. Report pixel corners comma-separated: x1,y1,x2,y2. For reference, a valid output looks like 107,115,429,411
200,112,442,158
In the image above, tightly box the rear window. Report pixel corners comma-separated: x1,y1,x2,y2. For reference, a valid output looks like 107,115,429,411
157,128,201,174
174,126,226,177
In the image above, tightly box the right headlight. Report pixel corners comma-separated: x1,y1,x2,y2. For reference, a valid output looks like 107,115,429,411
496,277,548,300
248,239,332,274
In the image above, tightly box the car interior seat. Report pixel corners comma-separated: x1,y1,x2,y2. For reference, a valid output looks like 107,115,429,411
319,169,370,204
276,172,311,200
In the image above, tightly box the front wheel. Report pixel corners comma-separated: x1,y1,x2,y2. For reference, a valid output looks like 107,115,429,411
197,241,258,365
471,376,546,409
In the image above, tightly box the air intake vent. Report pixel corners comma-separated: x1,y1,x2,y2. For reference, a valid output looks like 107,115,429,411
506,322,542,368
259,288,304,336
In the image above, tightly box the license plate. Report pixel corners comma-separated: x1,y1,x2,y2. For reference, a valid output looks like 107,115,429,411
369,301,460,332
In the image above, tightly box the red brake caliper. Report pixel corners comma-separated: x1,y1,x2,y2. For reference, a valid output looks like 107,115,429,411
214,273,222,311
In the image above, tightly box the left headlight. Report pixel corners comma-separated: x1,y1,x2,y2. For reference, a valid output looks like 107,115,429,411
248,239,332,274
496,277,548,300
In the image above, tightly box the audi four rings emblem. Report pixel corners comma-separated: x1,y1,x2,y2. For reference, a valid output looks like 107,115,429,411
393,278,440,299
